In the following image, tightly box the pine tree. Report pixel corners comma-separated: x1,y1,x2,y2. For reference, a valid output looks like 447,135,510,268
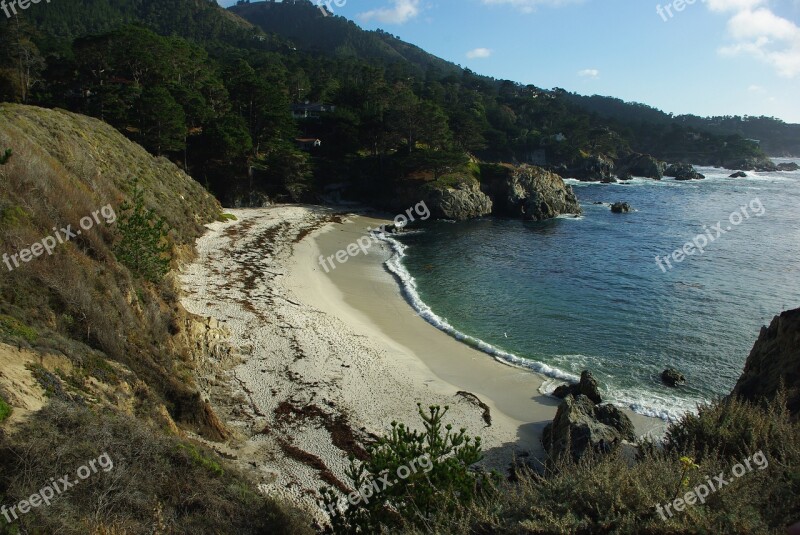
115,184,171,282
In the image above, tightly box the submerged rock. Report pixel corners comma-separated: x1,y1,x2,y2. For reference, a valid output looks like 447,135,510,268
729,171,748,178
661,368,686,387
777,162,799,172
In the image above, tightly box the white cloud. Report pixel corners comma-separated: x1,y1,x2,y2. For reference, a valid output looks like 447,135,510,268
578,68,599,79
747,84,766,93
710,4,800,77
480,0,583,14
358,0,421,24
466,48,493,59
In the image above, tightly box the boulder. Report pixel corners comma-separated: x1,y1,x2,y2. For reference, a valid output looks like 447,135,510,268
617,172,634,181
565,154,615,182
666,163,705,181
542,394,636,460
551,370,602,404
722,157,777,172
729,171,748,178
661,368,686,387
732,307,800,417
485,165,582,221
615,152,666,180
423,179,493,221
610,202,632,214
777,162,800,172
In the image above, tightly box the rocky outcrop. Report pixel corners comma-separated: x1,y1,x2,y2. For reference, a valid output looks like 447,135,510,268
722,157,777,172
610,202,632,214
552,370,602,404
542,394,635,460
661,368,686,387
730,171,748,178
732,308,800,416
423,179,493,220
777,162,799,172
565,154,615,182
485,165,582,221
616,152,666,179
665,163,705,181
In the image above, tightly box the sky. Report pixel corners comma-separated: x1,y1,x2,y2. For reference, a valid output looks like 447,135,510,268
218,0,800,123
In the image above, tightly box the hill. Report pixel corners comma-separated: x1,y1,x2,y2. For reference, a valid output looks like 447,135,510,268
0,104,310,533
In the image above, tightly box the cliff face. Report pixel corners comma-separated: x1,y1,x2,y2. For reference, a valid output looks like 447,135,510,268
732,308,800,416
0,104,227,439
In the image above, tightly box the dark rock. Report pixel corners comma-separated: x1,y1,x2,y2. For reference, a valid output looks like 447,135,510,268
551,370,602,404
566,154,615,182
610,202,632,214
422,179,493,221
777,162,799,172
484,165,582,221
666,163,705,181
542,395,635,460
661,368,686,387
729,171,748,178
722,157,777,172
615,152,666,180
617,172,634,181
732,308,800,417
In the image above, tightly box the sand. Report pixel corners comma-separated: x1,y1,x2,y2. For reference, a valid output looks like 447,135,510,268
178,205,663,518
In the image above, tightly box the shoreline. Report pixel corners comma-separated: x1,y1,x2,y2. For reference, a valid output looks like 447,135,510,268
298,213,665,441
179,205,663,517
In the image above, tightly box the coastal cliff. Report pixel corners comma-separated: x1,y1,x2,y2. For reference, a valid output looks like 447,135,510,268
732,307,800,416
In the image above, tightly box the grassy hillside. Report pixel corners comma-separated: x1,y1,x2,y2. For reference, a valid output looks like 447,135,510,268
0,104,311,533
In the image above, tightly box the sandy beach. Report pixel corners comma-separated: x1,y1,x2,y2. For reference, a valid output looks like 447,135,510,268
179,205,662,518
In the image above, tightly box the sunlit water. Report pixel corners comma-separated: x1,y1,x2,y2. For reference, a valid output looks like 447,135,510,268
382,162,800,420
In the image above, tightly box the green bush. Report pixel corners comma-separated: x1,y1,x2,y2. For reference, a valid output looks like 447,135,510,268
0,148,11,165
0,315,37,344
322,404,492,534
114,183,171,282
0,396,11,423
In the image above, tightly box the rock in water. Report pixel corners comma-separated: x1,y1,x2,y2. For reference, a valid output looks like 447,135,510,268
732,307,800,416
615,152,666,180
610,202,632,213
484,164,582,221
665,163,705,181
661,368,686,387
729,171,748,178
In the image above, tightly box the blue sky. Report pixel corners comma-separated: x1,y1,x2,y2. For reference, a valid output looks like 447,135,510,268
219,0,800,123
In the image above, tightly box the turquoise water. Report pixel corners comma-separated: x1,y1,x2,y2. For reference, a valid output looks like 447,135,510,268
383,163,800,420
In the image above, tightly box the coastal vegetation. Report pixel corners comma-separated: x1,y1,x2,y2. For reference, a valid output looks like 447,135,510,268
0,0,787,207
0,0,797,533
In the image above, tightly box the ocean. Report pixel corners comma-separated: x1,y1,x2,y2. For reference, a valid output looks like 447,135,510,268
382,161,800,421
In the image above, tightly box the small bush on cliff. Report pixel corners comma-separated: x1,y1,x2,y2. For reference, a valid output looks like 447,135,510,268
0,149,10,165
115,184,171,282
322,404,492,534
0,395,11,422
